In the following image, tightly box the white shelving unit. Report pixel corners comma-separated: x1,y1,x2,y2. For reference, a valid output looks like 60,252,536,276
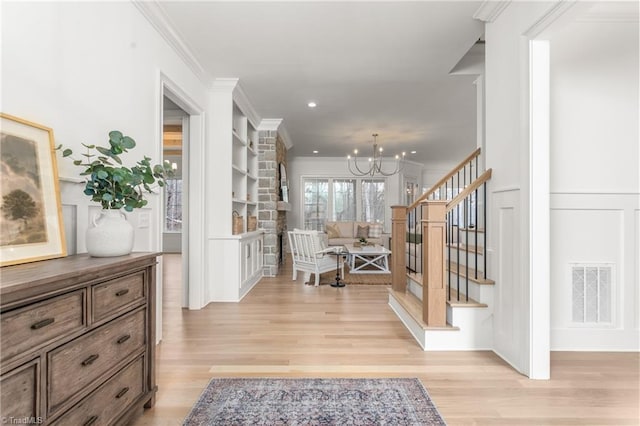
210,78,264,301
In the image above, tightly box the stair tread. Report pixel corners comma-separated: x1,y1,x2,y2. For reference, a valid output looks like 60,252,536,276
447,243,484,254
388,289,459,331
447,288,487,308
402,275,488,308
407,271,422,284
447,262,495,285
458,227,485,232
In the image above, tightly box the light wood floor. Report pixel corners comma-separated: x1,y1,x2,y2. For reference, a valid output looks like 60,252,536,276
134,254,639,425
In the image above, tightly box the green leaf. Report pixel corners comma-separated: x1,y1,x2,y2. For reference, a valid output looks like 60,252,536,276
96,170,108,179
73,160,82,166
102,193,113,201
62,149,73,157
109,130,123,143
82,143,95,149
121,136,135,149
96,146,112,156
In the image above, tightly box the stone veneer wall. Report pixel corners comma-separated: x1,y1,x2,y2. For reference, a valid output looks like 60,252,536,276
258,131,287,276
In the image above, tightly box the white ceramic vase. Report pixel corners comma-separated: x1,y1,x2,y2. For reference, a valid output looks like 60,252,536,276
86,209,134,257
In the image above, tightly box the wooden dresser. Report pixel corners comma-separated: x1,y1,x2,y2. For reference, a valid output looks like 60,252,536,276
0,253,158,425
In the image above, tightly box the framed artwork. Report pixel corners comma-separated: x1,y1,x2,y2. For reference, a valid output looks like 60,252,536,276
0,113,66,266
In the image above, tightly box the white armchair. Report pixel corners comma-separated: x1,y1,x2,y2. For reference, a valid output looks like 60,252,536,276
288,229,344,286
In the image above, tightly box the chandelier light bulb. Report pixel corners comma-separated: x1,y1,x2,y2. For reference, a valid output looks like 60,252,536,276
346,133,406,177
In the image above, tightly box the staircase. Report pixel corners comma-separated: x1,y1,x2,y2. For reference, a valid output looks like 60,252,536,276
388,148,495,350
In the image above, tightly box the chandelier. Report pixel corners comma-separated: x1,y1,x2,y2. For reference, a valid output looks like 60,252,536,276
347,133,406,177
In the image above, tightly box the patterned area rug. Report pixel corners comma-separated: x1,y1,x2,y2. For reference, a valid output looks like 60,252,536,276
183,378,446,425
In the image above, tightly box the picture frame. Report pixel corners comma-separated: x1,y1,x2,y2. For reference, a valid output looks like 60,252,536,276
0,113,66,266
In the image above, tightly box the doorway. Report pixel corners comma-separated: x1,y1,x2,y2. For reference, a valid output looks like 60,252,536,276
162,96,189,307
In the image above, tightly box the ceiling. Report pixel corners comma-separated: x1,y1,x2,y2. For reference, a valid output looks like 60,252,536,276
156,1,485,165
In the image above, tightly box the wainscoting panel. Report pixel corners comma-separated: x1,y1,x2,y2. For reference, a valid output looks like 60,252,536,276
490,189,527,374
550,193,639,351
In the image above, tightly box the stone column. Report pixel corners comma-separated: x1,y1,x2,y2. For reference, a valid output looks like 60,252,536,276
258,130,278,276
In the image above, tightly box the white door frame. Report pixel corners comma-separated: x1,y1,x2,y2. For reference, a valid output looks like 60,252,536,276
156,72,206,342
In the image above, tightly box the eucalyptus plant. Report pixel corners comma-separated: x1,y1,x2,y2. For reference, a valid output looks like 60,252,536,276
57,130,173,212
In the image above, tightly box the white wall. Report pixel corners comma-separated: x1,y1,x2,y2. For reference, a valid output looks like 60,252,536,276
287,157,424,233
2,2,209,325
2,1,207,255
549,16,639,350
484,1,557,378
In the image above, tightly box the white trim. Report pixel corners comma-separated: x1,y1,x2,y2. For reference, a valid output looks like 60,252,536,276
524,0,578,39
258,118,283,131
492,186,520,194
473,0,511,22
157,71,207,311
132,1,210,86
278,124,294,149
529,40,550,380
233,82,261,129
259,118,294,149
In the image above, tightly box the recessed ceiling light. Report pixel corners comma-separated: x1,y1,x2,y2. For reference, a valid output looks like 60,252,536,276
312,150,318,154
411,150,417,154
307,101,317,108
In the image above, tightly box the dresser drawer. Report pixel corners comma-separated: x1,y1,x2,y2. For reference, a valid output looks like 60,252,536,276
0,359,39,419
51,356,144,426
1,290,85,363
92,272,145,322
48,309,145,414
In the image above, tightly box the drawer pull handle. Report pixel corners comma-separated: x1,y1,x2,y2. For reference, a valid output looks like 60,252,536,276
31,318,55,329
116,387,130,399
84,416,98,426
81,354,100,366
115,289,129,297
116,334,131,344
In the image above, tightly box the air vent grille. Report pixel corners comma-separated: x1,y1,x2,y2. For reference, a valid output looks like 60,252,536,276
572,264,613,324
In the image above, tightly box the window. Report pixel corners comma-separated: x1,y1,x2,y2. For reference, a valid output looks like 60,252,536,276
302,177,386,230
303,178,328,231
361,179,385,224
332,179,356,221
165,178,182,232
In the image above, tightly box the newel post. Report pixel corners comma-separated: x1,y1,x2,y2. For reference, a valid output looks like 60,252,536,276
391,205,407,293
421,200,447,327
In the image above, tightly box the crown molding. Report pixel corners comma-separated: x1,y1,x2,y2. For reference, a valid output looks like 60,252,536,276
132,0,211,86
278,124,293,150
524,1,578,38
473,1,511,22
258,119,293,149
232,82,261,129
258,119,282,132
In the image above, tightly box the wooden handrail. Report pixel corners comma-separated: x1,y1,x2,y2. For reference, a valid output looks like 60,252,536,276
408,147,482,210
446,169,492,213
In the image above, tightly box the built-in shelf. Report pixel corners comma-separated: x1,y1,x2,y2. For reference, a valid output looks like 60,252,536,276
210,78,264,302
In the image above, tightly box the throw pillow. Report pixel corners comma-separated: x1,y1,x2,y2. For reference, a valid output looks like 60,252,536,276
326,223,341,239
369,223,383,238
356,225,369,239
